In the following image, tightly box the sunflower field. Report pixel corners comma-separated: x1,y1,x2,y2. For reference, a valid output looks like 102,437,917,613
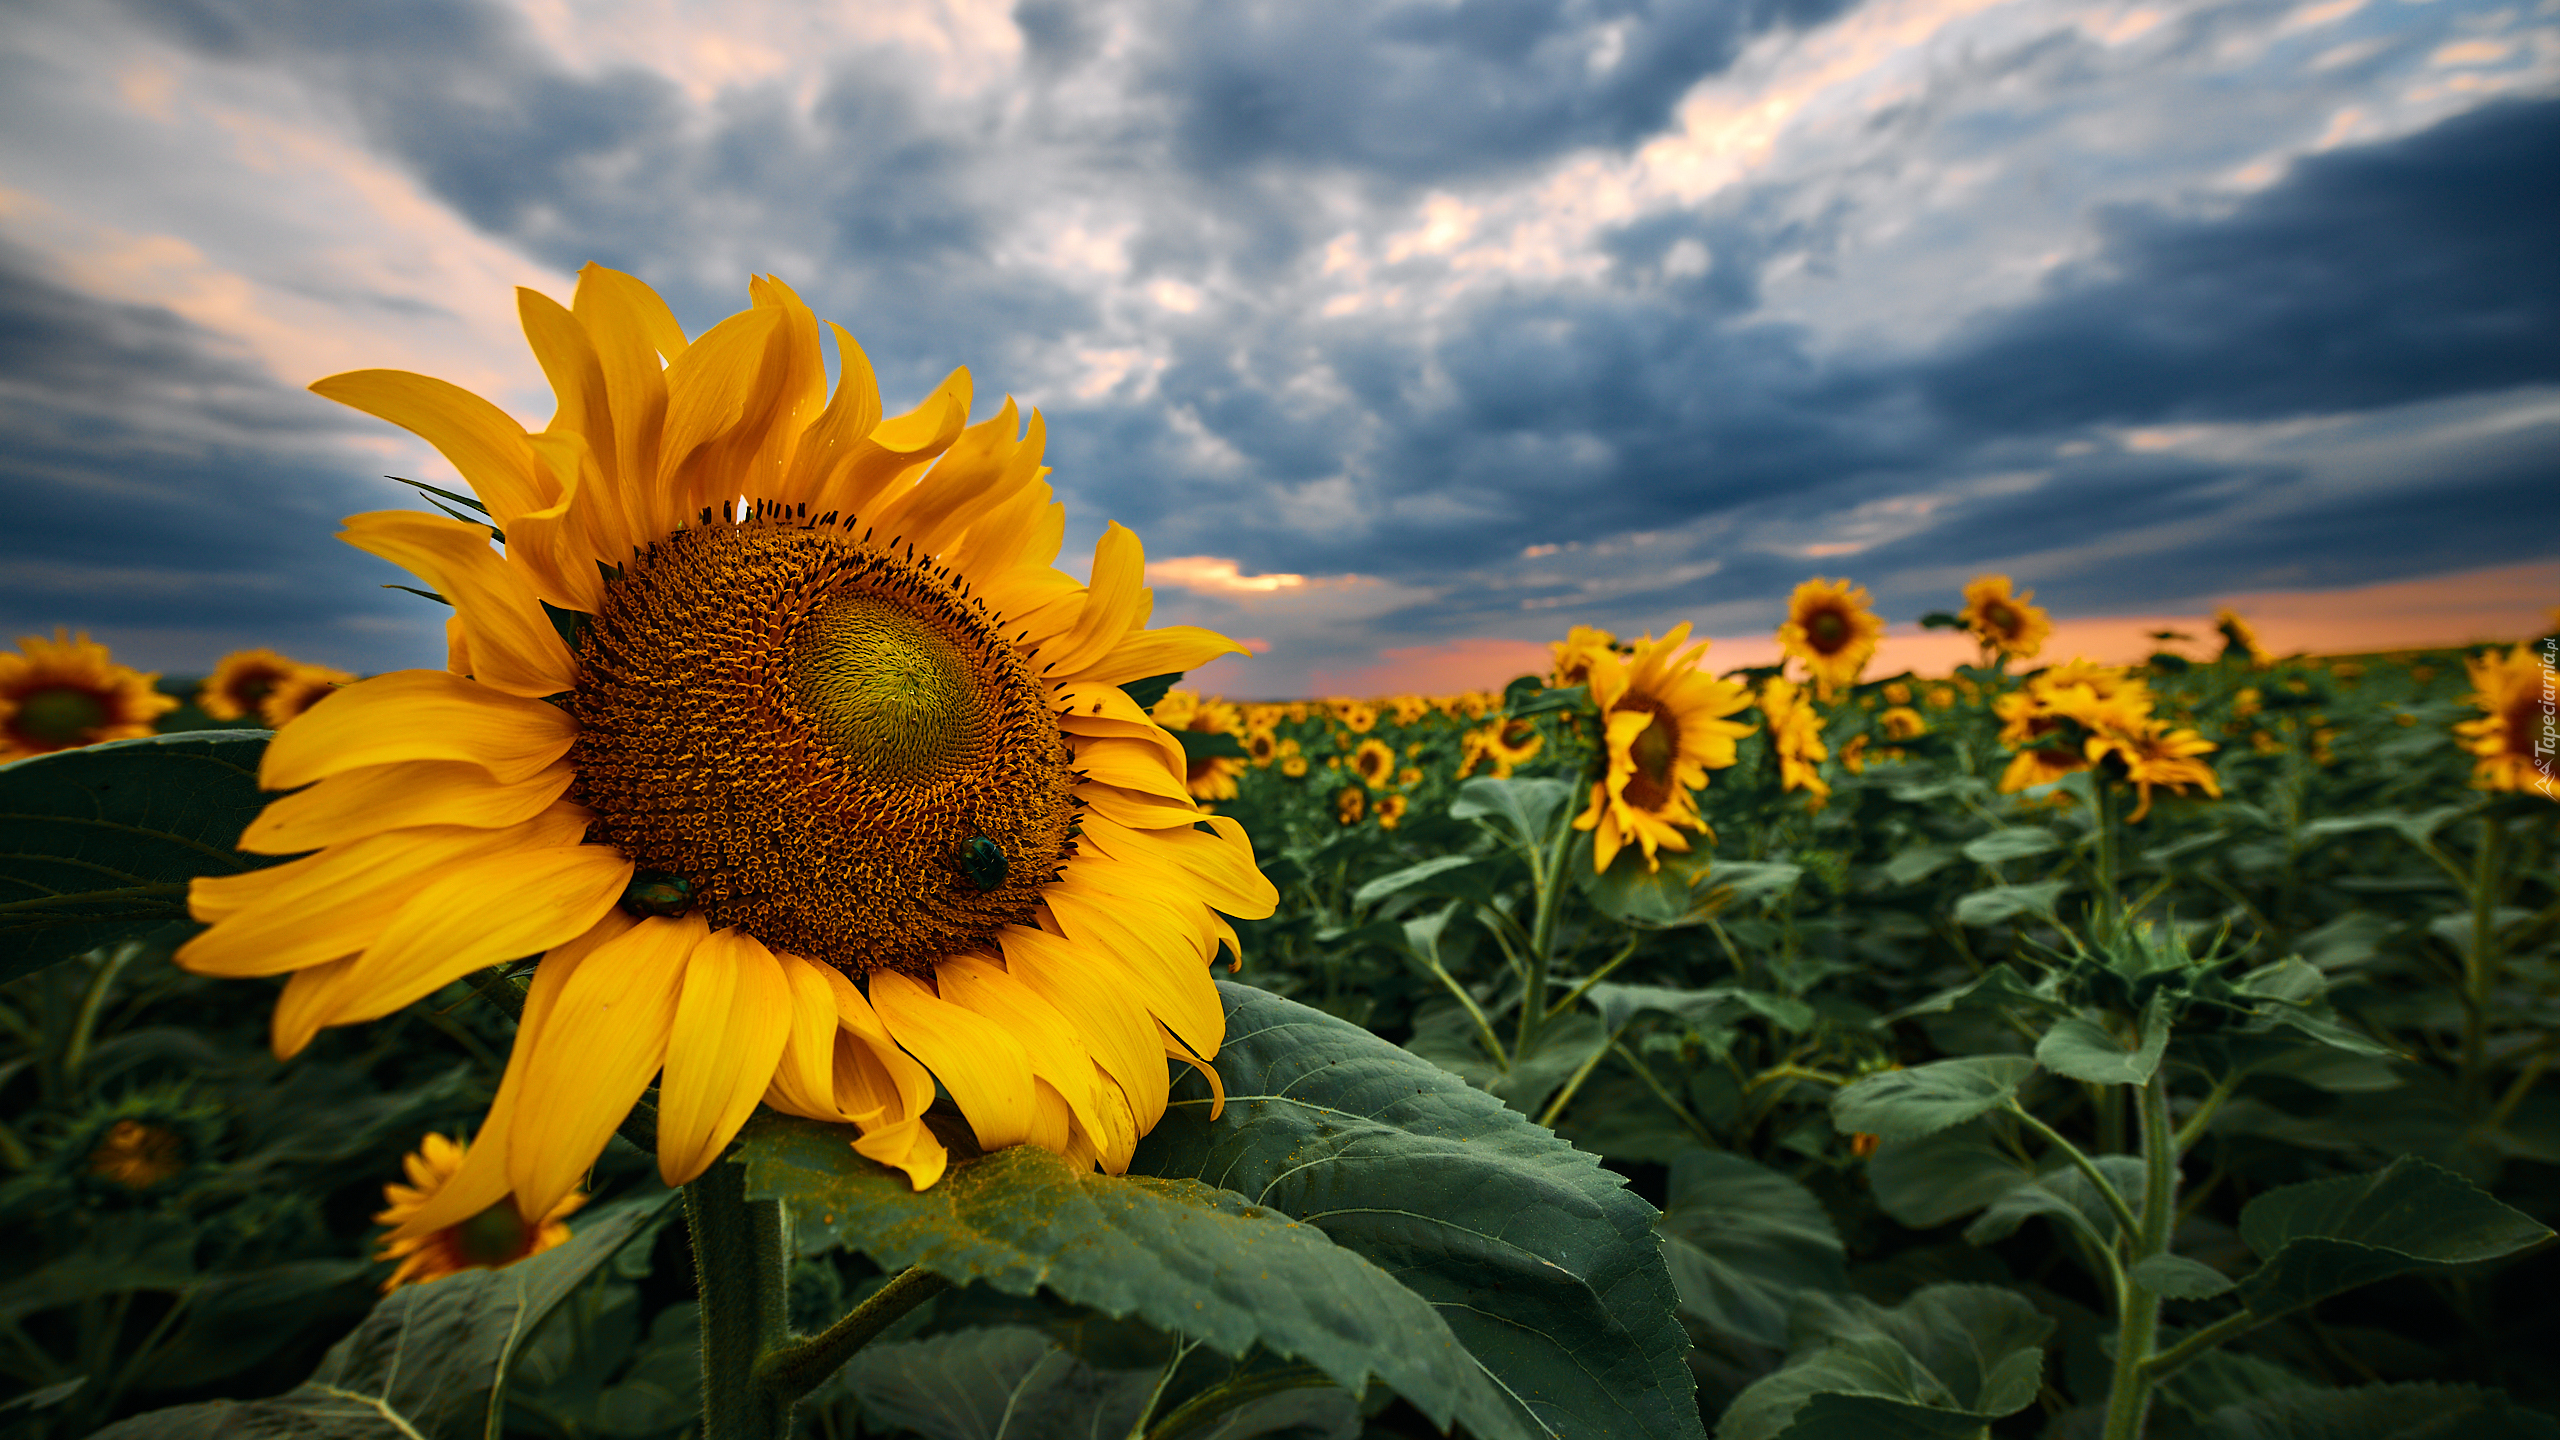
3,273,2557,1440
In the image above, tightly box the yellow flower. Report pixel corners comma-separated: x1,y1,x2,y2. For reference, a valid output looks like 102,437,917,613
374,1132,581,1292
1280,750,1309,778
2089,722,2221,822
2214,609,2273,668
1395,766,1423,788
1959,576,2052,660
199,648,306,722
1375,793,1409,830
1,630,177,760
2454,645,2556,799
1244,726,1280,768
1155,689,1247,801
86,1120,186,1190
1333,785,1367,825
1879,706,1927,741
1777,578,1884,700
1839,733,1870,774
260,663,357,728
1387,695,1431,727
1882,681,1912,706
1476,717,1544,777
1759,676,1830,809
178,268,1277,1241
1333,699,1379,733
1351,737,1396,789
1926,685,1956,710
1574,624,1756,873
1549,625,1619,690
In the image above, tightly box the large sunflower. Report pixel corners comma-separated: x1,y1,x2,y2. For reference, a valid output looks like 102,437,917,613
178,268,1277,1242
2454,644,2555,799
1958,576,2051,661
1575,624,1756,873
1,630,178,761
1776,578,1884,700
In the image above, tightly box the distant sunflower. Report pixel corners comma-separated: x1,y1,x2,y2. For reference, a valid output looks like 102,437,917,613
1351,737,1396,789
1375,793,1409,830
199,648,304,722
374,1132,581,1291
1777,578,1884,700
1759,676,1830,810
260,663,357,728
1879,705,1927,741
1575,624,1756,873
1395,765,1423,788
1244,727,1279,767
1959,576,2052,661
0,630,177,761
1154,690,1247,802
180,268,1276,1243
1387,694,1431,727
1549,625,1620,690
2455,645,2555,799
1333,699,1379,734
1334,785,1367,825
2214,609,2273,668
2090,722,2221,822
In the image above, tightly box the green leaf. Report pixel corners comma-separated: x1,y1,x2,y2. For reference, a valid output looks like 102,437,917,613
1960,827,2060,864
1177,729,1250,762
1831,1057,2037,1141
2034,995,2170,1086
2234,1155,2555,1318
1507,684,1588,718
1450,777,1574,855
1964,1158,2146,1250
1488,1012,1610,1116
0,731,278,984
1880,845,1957,888
836,1325,1157,1440
1656,1151,1848,1349
1587,983,1814,1038
743,1124,1541,1440
1863,1122,2035,1229
1704,862,1805,910
1580,843,1723,928
1124,673,1185,713
1715,1285,2051,1440
2199,1382,2560,1440
1880,965,2068,1027
2129,1254,2236,1300
2297,805,2469,850
1352,854,1491,908
1952,880,2068,927
1133,981,1702,1440
90,1188,678,1440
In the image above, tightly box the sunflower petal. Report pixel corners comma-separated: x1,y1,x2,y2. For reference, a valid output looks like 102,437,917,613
260,671,575,790
816,367,972,520
998,923,1168,1137
339,511,576,697
1037,522,1151,678
1052,626,1251,690
868,969,1036,1152
935,954,1110,1159
242,762,575,856
322,841,634,1030
308,370,552,525
761,952,852,1121
507,915,701,1220
657,928,794,1185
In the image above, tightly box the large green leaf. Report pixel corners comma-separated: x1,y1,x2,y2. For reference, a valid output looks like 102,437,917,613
0,730,277,984
1450,777,1574,855
742,1121,1540,1440
90,1188,679,1440
2234,1155,2553,1318
2199,1382,2560,1440
1656,1151,1848,1350
1864,1123,2036,1229
1959,827,2060,864
1831,1057,2036,1141
1579,842,1720,928
2034,995,2170,1086
1352,854,1494,908
1132,981,1702,1440
1714,1285,2050,1440
1963,1157,2146,1251
1951,880,2068,927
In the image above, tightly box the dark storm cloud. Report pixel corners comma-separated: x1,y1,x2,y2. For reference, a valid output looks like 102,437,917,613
1917,95,2560,432
1137,0,1860,185
0,243,434,669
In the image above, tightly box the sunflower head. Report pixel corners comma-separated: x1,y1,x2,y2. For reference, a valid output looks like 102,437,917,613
1879,705,1927,741
48,1089,225,1204
261,663,356,727
1573,624,1755,873
1758,675,1831,809
1549,625,1621,690
1350,737,1396,789
1375,793,1410,830
1333,785,1367,825
2454,644,2556,799
2214,609,2273,668
375,1132,581,1291
180,267,1277,1228
1959,576,2052,660
2088,721,2221,822
1,630,178,760
1776,579,1884,700
199,648,304,722
1333,699,1379,733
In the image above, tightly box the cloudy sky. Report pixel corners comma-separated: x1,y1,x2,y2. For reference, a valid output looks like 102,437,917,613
2,0,2553,697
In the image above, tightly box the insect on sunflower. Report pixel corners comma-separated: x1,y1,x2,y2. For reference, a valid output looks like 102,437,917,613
178,268,1278,1245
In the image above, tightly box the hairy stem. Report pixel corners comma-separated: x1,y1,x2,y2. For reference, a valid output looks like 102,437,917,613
2099,1070,2179,1440
686,1160,794,1440
759,1266,951,1408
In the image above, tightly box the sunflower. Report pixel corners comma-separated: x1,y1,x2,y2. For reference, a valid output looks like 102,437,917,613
1759,676,1830,810
1375,793,1410,830
1333,785,1367,825
179,268,1276,1241
1879,706,1927,741
1279,747,1309,779
1959,576,2052,661
1,630,178,760
2089,722,2221,822
1333,699,1379,734
1154,689,1247,801
1549,625,1620,690
1777,578,1884,700
199,648,305,722
1350,737,1396,789
260,663,357,728
374,1132,582,1291
2214,609,2273,668
1244,726,1279,768
1575,624,1756,873
2454,645,2556,799
1395,765,1423,788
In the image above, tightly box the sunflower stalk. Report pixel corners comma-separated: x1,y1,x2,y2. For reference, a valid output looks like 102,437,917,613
2096,1066,2180,1440
685,1160,795,1439
757,1265,951,1407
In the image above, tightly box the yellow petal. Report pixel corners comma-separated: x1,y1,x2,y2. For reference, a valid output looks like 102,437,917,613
771,322,884,511
572,263,679,517
240,761,575,856
761,952,852,1121
519,285,621,486
824,974,938,1124
507,914,701,1218
814,367,972,519
657,928,794,1186
259,671,576,790
308,369,553,526
1053,625,1252,690
868,401,1044,558
655,305,782,530
868,970,1035,1152
997,924,1168,1136
934,954,1109,1156
850,1112,949,1190
339,511,576,698
1159,1020,1226,1120
1077,812,1278,920
1073,780,1202,830
269,954,360,1059
1036,522,1150,678
1037,881,1224,1058
1072,735,1191,802
321,841,634,1030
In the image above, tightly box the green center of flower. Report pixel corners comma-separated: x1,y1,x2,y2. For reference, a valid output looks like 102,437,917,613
452,1199,531,1267
15,686,108,745
791,594,991,784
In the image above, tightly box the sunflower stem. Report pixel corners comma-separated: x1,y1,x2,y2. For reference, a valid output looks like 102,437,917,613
1518,795,1579,1060
686,1158,794,1440
759,1266,950,1408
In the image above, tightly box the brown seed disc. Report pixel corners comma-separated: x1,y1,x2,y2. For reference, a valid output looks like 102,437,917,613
567,517,1077,975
